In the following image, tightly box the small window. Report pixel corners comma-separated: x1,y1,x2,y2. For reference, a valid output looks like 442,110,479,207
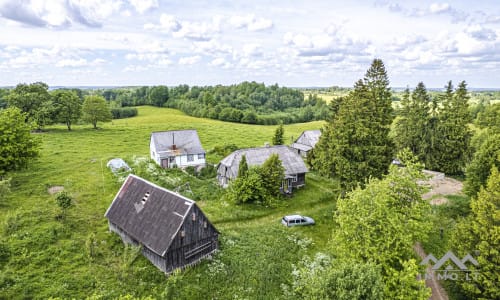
292,174,298,183
192,213,196,221
187,154,194,162
198,153,205,159
180,230,185,238
169,157,175,163
203,221,207,228
141,192,150,204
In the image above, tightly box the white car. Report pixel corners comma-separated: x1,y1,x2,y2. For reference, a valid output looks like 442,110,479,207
281,215,315,227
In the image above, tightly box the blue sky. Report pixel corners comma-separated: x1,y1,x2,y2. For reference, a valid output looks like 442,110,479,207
0,0,499,88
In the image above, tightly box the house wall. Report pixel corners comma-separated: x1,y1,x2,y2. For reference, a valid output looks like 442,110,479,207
292,173,306,187
174,154,206,168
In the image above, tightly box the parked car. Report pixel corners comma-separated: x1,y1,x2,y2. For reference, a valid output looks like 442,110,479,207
281,215,315,227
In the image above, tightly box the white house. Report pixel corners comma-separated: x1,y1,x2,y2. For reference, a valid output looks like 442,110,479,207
150,130,206,169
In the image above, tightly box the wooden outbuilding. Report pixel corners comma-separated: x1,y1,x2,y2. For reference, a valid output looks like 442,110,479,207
104,174,219,274
290,130,321,157
217,145,308,193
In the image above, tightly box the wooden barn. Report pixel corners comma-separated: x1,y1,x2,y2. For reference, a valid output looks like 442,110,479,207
217,145,308,193
290,130,321,157
104,174,219,274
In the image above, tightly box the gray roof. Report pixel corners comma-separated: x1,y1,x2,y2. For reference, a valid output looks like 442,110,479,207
291,130,321,152
105,174,196,256
218,145,308,179
151,130,205,155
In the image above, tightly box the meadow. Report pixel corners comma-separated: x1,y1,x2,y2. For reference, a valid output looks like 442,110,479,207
0,106,340,299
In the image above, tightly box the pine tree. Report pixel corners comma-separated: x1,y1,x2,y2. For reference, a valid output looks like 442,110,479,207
260,154,285,197
313,59,394,190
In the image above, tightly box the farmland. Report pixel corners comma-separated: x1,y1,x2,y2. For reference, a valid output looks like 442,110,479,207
0,106,338,299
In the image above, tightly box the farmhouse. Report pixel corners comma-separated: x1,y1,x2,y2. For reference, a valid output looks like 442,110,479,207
150,130,206,169
290,129,321,157
104,174,219,274
217,145,308,193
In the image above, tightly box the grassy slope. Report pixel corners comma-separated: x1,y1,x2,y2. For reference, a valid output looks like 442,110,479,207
1,106,337,299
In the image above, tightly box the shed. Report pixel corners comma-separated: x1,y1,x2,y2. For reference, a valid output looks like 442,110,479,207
104,174,219,274
217,145,308,193
150,130,206,169
290,130,321,157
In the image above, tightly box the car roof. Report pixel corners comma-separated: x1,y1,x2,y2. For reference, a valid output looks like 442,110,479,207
284,215,303,219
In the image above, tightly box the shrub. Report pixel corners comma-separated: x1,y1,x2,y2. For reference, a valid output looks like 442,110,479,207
111,107,138,119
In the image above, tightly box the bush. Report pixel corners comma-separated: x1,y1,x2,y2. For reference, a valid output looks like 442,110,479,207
111,107,138,119
198,164,217,179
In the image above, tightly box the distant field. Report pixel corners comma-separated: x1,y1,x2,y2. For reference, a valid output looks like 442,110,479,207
0,106,333,299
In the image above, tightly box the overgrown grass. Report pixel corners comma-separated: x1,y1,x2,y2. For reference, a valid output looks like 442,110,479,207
0,106,337,299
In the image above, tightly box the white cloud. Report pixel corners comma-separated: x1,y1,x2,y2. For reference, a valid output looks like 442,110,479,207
56,58,88,67
128,0,158,14
466,24,497,41
229,14,273,31
429,3,451,14
0,0,123,28
178,55,201,65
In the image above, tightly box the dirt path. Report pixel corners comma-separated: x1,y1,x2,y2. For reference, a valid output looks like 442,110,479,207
414,243,449,300
421,172,463,205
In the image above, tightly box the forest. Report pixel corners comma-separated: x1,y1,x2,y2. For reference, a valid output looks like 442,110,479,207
0,60,499,299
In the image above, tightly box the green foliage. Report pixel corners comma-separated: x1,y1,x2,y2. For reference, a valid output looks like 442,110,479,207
0,107,41,175
111,107,138,119
383,259,431,300
331,150,431,298
313,59,394,190
260,153,285,197
0,240,10,268
148,85,169,107
464,133,500,197
237,155,248,178
6,82,52,130
288,253,384,300
450,166,500,299
82,95,112,129
226,167,266,204
51,89,82,131
197,164,217,179
475,102,500,133
55,191,72,218
433,81,472,174
272,123,284,145
393,81,471,174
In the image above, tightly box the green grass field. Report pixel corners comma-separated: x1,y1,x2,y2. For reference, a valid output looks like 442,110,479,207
0,106,338,299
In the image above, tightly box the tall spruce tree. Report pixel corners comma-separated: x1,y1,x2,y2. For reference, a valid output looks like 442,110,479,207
272,123,284,145
393,82,433,167
434,81,471,174
313,59,394,190
238,155,249,178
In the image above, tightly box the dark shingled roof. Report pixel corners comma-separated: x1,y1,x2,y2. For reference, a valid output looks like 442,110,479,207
218,145,308,179
151,130,205,155
291,130,321,152
104,174,195,256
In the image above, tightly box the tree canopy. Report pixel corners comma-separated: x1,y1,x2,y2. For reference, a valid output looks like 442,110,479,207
6,82,52,130
51,90,82,131
82,95,112,129
0,107,41,175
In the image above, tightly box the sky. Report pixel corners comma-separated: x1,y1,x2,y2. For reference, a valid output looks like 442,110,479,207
0,0,499,88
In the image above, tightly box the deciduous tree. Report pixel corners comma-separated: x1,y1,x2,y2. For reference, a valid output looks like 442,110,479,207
0,107,41,175
82,95,112,129
260,153,285,197
6,82,53,130
451,166,500,299
52,90,82,131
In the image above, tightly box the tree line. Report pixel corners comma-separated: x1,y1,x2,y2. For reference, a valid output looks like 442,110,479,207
96,81,330,125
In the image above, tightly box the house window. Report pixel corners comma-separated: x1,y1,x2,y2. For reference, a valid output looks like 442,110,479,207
169,157,175,163
187,154,194,162
198,153,205,159
192,213,196,221
292,174,298,183
203,221,207,228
